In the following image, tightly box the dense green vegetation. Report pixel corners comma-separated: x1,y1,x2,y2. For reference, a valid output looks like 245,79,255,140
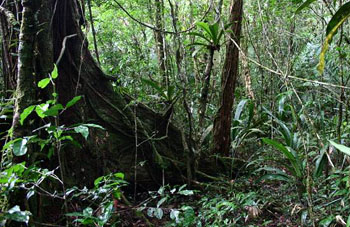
1,0,350,226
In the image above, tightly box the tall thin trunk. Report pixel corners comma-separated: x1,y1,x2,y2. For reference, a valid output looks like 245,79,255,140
12,0,37,139
154,0,167,87
198,47,215,129
0,3,19,95
87,0,101,66
212,0,243,156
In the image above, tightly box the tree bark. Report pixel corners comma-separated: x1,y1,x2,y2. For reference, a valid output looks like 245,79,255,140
153,0,168,87
3,0,187,217
212,0,243,156
198,47,215,129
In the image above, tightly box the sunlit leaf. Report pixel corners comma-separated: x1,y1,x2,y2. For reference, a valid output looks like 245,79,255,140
20,105,35,125
51,64,58,79
319,3,350,74
66,96,82,109
74,125,89,140
38,78,51,89
3,206,31,224
43,104,64,116
295,0,317,13
13,138,28,156
329,140,350,156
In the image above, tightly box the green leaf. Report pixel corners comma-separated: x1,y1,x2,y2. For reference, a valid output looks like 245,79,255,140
114,172,124,179
295,0,317,13
326,2,350,36
319,215,334,227
196,22,213,40
20,105,35,125
13,138,28,156
94,176,104,187
35,104,49,118
318,3,350,74
37,78,51,89
81,123,105,130
4,206,31,224
178,190,194,196
234,99,248,120
262,138,295,162
329,140,350,156
43,104,64,116
66,96,82,109
209,23,219,44
157,197,167,208
154,208,163,219
188,32,211,43
314,147,327,178
74,125,89,140
170,209,180,223
51,64,58,79
262,138,302,177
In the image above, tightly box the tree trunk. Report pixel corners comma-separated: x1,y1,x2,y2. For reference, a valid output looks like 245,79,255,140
212,0,243,156
154,0,168,87
198,47,215,129
3,0,188,220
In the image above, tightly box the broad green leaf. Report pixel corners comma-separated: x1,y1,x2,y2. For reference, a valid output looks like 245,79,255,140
2,138,21,152
113,189,121,200
329,140,350,156
98,202,113,225
196,22,213,40
170,209,180,223
94,176,104,187
4,206,31,224
43,104,64,116
154,208,163,219
234,99,248,120
157,197,167,208
262,138,302,177
347,214,350,227
314,147,327,178
209,23,219,44
262,138,295,162
326,2,350,36
37,78,51,89
188,32,211,43
147,208,155,217
13,138,28,156
51,64,58,79
295,0,317,13
264,107,292,146
114,172,124,179
35,104,49,118
319,215,334,227
66,96,82,109
319,4,350,74
74,125,89,140
20,105,35,125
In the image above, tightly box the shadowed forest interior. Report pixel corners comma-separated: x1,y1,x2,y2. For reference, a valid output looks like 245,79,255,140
1,0,350,226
